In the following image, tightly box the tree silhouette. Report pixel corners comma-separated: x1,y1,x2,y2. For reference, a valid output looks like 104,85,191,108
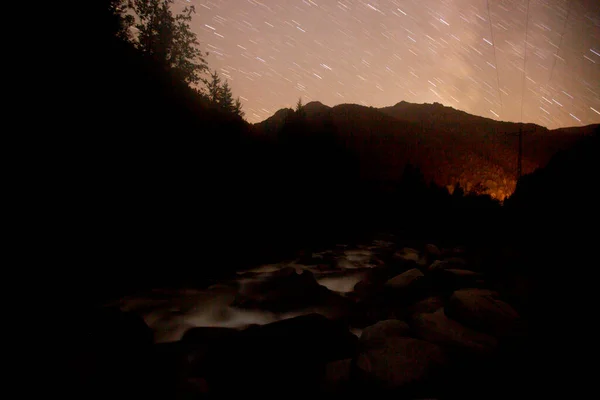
205,71,244,117
103,0,134,41
234,97,245,118
453,182,465,198
206,70,222,103
219,81,234,113
131,0,208,85
295,97,306,118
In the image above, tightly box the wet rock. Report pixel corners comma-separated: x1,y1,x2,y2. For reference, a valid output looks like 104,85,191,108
349,292,396,328
424,244,442,260
445,269,481,277
405,296,446,318
359,320,411,348
429,268,483,294
410,309,497,356
355,337,446,393
393,247,421,263
352,279,378,300
445,289,521,337
428,257,469,271
385,268,425,291
350,263,412,303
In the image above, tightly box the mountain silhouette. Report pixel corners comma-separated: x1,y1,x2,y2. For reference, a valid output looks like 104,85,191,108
302,101,331,116
255,101,597,199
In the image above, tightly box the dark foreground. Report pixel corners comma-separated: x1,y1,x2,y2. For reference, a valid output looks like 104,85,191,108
69,239,532,399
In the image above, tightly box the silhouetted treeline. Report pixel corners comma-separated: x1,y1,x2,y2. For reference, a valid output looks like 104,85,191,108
505,127,599,212
503,125,599,267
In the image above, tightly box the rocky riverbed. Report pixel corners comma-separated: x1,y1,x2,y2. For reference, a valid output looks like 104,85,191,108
74,237,529,399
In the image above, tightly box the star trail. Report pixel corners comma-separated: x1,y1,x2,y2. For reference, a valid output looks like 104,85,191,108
179,0,600,128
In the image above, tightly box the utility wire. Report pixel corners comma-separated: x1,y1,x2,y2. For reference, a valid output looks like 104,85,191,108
520,0,531,122
548,2,570,84
537,1,570,125
486,0,503,118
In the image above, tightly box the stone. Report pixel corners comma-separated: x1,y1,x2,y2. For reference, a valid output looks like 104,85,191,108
424,244,442,260
349,294,397,328
355,337,446,391
429,268,484,293
428,257,469,271
359,320,411,348
410,309,497,355
405,296,446,318
444,269,481,277
393,247,421,263
445,289,521,337
385,268,425,291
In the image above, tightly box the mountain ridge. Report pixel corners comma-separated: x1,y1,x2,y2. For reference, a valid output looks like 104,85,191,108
253,100,597,200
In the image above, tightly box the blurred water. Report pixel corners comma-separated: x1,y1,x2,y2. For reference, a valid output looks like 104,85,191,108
317,273,365,292
115,244,385,343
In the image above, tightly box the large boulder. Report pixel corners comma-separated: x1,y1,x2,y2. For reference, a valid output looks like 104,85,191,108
349,294,396,328
355,337,446,394
445,269,481,278
385,268,425,291
384,268,429,304
428,268,484,294
428,257,469,271
349,261,416,306
445,289,521,337
353,261,414,292
393,247,421,263
404,296,446,318
180,326,242,374
410,309,497,356
350,264,402,302
352,278,378,300
424,243,442,261
359,319,411,349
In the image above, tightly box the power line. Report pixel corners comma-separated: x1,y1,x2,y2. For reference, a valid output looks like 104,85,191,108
486,0,503,118
537,1,570,125
512,0,532,182
520,0,531,122
548,2,571,84
505,124,536,180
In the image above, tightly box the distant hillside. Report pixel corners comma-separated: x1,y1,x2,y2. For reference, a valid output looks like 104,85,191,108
254,101,596,200
505,126,600,210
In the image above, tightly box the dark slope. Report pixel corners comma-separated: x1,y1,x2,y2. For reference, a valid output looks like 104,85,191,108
256,100,596,199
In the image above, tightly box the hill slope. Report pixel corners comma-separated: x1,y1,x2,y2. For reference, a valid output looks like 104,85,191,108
255,101,596,199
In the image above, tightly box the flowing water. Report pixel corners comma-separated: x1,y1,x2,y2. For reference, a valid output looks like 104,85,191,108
113,240,399,343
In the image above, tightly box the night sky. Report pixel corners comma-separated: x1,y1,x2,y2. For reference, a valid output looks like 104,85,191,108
177,0,600,129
